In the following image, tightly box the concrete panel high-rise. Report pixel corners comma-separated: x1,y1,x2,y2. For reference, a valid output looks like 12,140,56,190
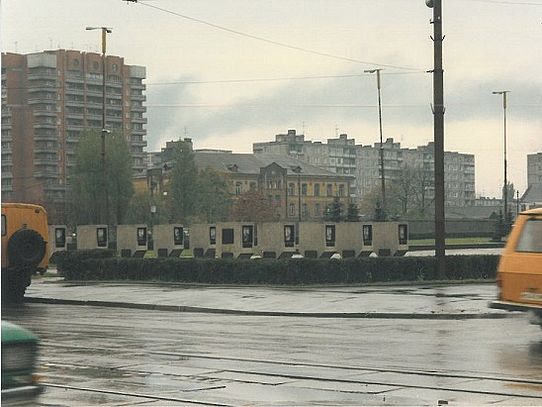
527,152,542,187
1,50,147,222
254,130,475,210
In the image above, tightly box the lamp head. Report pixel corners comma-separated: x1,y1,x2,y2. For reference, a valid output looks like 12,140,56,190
425,0,434,8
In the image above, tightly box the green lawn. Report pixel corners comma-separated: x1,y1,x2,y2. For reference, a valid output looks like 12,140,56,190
409,237,495,246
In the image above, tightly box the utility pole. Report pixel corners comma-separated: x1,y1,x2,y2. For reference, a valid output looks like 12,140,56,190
365,68,386,219
426,0,446,279
492,90,510,236
86,26,112,225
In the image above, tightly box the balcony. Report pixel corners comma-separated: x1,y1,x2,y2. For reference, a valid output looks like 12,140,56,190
33,170,58,179
65,99,85,107
130,104,145,112
28,86,58,93
66,111,84,119
34,146,58,154
27,72,57,80
131,117,147,124
34,158,58,165
131,128,146,135
131,94,146,102
34,133,58,141
65,74,84,83
64,87,84,95
33,123,57,129
33,110,57,118
131,139,147,148
28,97,57,104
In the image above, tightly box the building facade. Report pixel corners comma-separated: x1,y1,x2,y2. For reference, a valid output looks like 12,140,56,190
139,139,353,221
254,130,476,209
527,152,542,187
253,130,357,197
1,50,147,222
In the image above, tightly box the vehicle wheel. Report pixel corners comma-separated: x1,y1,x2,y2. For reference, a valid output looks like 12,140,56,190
8,229,46,267
1,277,26,304
11,283,26,303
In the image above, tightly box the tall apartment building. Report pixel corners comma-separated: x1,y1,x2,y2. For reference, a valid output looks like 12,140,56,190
527,152,542,186
254,130,476,208
1,50,147,222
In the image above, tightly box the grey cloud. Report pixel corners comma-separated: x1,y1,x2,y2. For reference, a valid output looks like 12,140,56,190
145,71,541,148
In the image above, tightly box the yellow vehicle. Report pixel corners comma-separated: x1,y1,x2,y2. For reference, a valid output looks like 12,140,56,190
490,208,542,326
1,203,49,303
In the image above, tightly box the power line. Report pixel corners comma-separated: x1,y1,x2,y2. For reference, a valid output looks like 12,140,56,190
2,70,426,91
124,0,423,71
145,72,426,86
465,0,542,6
144,103,427,109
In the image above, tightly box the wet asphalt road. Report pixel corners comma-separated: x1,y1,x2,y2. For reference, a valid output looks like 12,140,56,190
3,282,542,406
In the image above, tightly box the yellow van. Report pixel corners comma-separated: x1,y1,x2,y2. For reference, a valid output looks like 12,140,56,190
490,208,542,326
1,203,49,303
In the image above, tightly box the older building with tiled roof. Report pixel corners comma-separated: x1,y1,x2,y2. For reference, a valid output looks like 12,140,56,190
139,139,353,221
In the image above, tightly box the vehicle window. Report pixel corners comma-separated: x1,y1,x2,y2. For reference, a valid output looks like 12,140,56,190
1,215,5,236
516,219,542,253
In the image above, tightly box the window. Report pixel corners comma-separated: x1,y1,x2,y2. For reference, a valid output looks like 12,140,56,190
288,203,296,217
249,182,257,191
302,203,308,217
327,184,333,197
398,224,408,245
315,203,321,217
314,184,320,197
288,183,295,196
325,225,336,247
362,225,373,246
275,195,281,207
339,184,345,197
235,182,242,195
516,219,542,253
222,228,234,244
242,225,253,248
301,183,307,196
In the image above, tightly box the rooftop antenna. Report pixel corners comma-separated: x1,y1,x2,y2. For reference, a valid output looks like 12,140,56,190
335,124,339,137
302,121,305,135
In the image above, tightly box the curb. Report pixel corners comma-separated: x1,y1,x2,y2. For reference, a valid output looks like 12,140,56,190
25,297,514,320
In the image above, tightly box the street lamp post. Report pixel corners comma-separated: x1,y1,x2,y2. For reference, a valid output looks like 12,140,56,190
364,68,386,219
426,0,446,279
292,166,302,222
492,90,510,237
86,26,112,225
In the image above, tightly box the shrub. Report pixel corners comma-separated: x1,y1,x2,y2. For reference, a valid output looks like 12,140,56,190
59,251,499,285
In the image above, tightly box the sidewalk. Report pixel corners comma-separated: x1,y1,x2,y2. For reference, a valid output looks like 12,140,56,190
26,277,512,319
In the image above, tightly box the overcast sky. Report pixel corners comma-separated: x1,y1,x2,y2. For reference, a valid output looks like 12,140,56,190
2,0,541,197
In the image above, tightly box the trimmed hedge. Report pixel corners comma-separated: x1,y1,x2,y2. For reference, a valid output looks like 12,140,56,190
55,249,116,274
59,252,499,284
